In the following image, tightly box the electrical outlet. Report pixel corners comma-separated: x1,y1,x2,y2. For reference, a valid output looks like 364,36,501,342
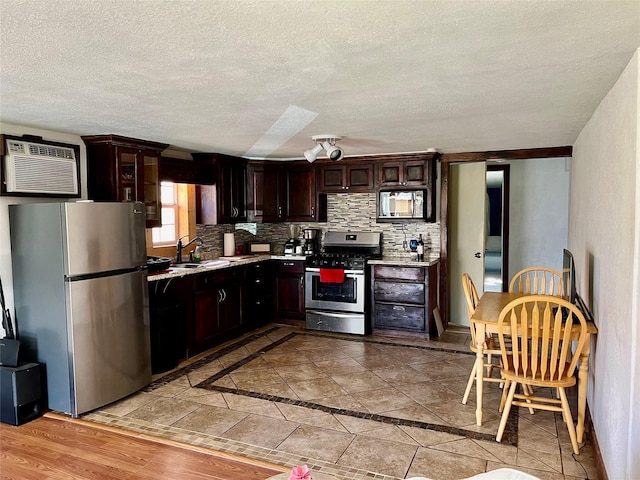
402,240,408,250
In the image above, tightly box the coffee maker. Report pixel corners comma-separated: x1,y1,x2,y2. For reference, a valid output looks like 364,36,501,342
302,228,319,255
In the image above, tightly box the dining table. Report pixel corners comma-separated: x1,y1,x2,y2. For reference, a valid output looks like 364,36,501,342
469,291,598,444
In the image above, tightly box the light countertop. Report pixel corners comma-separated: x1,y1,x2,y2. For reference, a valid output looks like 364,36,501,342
368,255,440,267
147,254,306,281
148,254,440,282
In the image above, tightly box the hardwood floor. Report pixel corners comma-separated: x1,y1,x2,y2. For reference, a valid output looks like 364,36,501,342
0,412,287,480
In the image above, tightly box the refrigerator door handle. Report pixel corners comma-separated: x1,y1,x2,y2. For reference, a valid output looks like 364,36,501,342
65,266,146,282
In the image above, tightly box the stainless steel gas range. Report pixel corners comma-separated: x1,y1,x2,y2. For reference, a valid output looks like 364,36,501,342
305,231,382,335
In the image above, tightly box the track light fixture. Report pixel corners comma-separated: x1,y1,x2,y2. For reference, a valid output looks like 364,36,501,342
304,143,323,163
304,135,344,163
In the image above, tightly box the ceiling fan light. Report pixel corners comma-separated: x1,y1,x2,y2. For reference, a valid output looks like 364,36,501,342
304,143,323,162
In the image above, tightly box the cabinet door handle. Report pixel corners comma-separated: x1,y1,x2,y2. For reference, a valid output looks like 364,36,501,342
300,276,304,287
283,262,295,266
311,206,315,217
222,289,227,302
278,206,282,217
393,305,406,311
218,291,222,302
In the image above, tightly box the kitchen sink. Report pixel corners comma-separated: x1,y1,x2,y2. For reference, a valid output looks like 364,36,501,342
171,263,205,269
170,259,231,271
201,260,231,266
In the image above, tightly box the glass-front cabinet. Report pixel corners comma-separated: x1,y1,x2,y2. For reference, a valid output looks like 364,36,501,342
142,152,160,223
82,135,168,228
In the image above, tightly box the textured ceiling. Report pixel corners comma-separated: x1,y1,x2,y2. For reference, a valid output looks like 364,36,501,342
1,1,639,160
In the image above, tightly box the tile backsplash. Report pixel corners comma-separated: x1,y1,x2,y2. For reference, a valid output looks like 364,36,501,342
196,193,439,259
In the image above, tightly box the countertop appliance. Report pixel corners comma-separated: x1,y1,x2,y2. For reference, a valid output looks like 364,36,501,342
302,228,319,255
284,224,300,255
284,238,300,256
305,231,382,335
9,201,151,418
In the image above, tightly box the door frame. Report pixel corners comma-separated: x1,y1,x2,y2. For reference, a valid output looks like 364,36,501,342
486,164,510,290
438,146,572,329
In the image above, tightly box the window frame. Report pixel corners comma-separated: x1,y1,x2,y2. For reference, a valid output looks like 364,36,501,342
146,183,196,258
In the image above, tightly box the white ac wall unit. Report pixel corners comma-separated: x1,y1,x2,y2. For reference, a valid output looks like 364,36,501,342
4,139,79,195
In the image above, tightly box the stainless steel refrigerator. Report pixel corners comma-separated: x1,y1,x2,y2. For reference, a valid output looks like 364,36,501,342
9,201,151,417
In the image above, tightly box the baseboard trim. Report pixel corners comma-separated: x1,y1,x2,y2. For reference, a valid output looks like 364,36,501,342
585,404,608,480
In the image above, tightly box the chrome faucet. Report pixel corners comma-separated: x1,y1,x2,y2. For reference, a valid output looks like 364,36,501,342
176,235,203,263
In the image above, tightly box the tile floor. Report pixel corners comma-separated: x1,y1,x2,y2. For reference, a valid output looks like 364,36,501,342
84,325,600,480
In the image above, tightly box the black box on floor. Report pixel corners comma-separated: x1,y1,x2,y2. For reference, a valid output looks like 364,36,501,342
0,362,42,426
0,338,21,367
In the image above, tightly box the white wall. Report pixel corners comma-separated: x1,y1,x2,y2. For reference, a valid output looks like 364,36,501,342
507,157,570,279
0,123,87,337
570,50,639,479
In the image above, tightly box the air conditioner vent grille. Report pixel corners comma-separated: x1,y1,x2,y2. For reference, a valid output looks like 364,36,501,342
10,155,78,194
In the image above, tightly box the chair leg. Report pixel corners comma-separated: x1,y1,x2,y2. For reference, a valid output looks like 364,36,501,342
462,362,477,404
496,381,518,443
522,384,535,415
499,379,511,412
558,387,580,455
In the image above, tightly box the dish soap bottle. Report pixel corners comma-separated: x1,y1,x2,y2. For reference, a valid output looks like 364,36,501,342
193,245,202,262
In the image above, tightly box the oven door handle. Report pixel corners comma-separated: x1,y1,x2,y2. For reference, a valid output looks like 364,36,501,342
305,267,363,275
307,310,363,319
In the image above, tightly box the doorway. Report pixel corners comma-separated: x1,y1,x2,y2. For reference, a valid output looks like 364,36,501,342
484,164,510,292
448,162,486,326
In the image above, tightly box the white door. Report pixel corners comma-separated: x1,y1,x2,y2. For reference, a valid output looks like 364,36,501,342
449,162,486,326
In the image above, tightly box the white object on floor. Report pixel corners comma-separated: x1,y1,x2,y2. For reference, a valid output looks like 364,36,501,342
407,468,541,480
464,468,541,479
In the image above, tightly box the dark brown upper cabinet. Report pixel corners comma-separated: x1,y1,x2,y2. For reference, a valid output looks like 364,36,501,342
82,134,169,228
247,162,283,222
159,156,214,185
317,161,374,193
247,161,326,223
376,153,437,188
286,163,319,221
194,153,247,225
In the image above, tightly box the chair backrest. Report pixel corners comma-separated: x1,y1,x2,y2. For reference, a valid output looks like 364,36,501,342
461,273,480,343
497,295,588,382
461,273,480,320
509,267,564,295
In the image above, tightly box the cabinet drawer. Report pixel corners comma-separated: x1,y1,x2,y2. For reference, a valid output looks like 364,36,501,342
194,269,238,290
374,303,425,331
374,281,425,305
373,265,425,281
275,260,304,274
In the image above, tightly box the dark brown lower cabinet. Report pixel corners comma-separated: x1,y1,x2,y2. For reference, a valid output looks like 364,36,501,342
193,267,243,353
273,260,305,320
244,261,273,327
370,263,438,338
